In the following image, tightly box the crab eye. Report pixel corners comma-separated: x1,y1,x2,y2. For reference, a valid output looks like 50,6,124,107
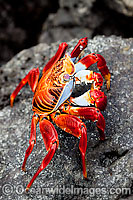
63,74,70,82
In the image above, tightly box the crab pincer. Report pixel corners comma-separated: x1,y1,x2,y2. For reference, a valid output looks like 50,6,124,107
75,53,111,90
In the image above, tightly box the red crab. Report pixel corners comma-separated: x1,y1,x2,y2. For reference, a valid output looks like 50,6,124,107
10,37,111,191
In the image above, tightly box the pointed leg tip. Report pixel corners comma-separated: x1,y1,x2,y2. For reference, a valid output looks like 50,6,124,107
105,73,111,90
10,95,14,107
22,166,26,172
100,138,105,141
10,100,14,107
25,187,30,192
100,135,105,141
106,81,110,90
83,172,87,179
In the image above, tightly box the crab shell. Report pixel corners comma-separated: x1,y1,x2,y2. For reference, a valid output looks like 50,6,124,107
32,54,75,115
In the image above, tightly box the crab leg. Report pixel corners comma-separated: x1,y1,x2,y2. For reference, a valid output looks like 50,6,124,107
75,53,111,90
43,37,88,74
70,37,88,61
10,68,39,107
51,113,87,178
60,106,105,141
70,88,107,111
26,119,59,191
22,114,39,172
42,42,68,74
96,54,111,90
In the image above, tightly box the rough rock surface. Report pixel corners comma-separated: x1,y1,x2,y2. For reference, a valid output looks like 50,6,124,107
0,0,133,65
0,36,133,200
39,0,95,44
39,0,133,45
104,0,133,16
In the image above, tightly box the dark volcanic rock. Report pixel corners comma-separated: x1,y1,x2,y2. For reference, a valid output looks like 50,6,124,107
0,0,59,65
0,0,133,65
0,36,133,200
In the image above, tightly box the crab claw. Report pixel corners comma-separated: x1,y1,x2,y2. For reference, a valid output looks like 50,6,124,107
90,89,107,111
75,53,111,90
75,53,99,73
70,89,107,111
93,72,103,89
96,54,111,90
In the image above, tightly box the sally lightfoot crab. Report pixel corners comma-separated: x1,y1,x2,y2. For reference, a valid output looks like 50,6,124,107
10,37,111,191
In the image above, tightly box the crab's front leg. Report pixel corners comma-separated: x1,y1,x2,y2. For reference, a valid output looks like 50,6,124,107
75,53,111,90
72,70,107,111
70,89,107,111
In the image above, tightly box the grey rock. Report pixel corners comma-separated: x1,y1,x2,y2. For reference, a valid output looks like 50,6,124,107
39,26,93,45
59,0,95,9
0,36,133,200
39,0,133,45
39,0,97,44
104,0,133,16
